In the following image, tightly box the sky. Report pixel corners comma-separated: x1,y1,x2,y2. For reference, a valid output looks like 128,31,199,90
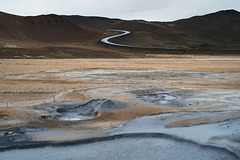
1,0,240,21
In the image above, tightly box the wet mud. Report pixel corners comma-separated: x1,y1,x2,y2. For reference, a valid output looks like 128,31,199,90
0,58,240,159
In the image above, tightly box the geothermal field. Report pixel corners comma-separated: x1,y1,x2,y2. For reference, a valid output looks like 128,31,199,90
0,8,240,159
0,56,240,159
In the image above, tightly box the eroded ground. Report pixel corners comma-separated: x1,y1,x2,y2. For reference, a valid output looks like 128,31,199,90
0,55,240,157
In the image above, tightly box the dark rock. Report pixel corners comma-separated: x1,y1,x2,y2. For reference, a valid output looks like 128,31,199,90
7,137,15,141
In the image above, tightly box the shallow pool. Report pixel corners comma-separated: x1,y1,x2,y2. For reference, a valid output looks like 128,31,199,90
0,136,238,160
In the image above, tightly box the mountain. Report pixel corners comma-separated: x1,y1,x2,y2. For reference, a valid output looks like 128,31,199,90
108,20,198,47
0,10,240,50
167,10,240,43
107,10,240,48
62,15,122,29
0,12,103,46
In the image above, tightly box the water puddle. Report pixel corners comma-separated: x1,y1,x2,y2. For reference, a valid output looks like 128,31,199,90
0,135,238,160
57,114,94,121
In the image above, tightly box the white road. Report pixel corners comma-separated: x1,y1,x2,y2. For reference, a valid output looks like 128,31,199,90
101,29,138,48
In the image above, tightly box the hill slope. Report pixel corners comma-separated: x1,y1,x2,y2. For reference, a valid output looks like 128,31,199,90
169,10,240,44
62,15,122,29
0,12,103,46
108,20,199,47
108,10,240,48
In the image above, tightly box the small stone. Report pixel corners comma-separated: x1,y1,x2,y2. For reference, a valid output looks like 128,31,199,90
7,137,15,141
4,131,14,136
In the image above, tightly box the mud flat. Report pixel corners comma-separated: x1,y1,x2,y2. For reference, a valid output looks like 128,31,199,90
111,111,240,157
0,56,240,158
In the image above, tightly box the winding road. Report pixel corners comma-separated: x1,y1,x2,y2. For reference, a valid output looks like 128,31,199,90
101,29,139,48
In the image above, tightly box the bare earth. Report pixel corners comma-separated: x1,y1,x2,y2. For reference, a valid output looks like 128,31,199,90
0,55,240,145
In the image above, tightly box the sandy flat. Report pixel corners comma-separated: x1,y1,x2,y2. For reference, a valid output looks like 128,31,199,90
0,55,240,132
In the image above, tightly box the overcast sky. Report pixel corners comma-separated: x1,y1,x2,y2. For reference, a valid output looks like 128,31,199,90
1,0,240,21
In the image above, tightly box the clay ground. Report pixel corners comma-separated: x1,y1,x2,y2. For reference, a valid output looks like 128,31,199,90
0,55,240,141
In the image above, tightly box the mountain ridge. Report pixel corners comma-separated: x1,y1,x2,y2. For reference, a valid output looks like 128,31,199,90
0,9,239,56
0,12,103,46
106,9,240,47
